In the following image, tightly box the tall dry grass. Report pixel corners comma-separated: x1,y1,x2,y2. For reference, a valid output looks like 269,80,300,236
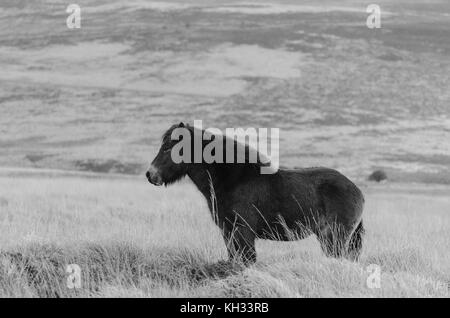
0,172,448,297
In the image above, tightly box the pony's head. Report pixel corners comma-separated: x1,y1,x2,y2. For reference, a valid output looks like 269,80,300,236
146,122,191,186
146,122,278,186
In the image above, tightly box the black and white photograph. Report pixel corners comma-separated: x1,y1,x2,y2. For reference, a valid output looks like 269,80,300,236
0,0,449,301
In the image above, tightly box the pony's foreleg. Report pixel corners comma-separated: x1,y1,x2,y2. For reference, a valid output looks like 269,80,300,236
222,221,257,265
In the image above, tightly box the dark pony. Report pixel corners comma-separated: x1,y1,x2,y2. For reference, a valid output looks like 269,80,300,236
146,122,365,265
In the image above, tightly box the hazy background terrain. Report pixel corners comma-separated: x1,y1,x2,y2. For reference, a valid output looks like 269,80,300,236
1,0,449,183
0,0,449,298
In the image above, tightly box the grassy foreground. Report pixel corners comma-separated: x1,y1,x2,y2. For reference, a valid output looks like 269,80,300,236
0,170,448,297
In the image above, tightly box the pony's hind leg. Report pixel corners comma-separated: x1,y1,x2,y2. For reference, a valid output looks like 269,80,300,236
317,179,364,260
347,220,364,261
317,222,351,259
318,220,364,261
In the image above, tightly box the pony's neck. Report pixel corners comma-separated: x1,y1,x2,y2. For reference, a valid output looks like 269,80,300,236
187,164,221,200
186,164,225,213
186,163,260,201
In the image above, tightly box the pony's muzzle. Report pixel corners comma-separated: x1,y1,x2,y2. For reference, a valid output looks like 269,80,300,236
146,165,163,186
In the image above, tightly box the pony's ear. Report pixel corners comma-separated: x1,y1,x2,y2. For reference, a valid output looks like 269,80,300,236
178,122,185,127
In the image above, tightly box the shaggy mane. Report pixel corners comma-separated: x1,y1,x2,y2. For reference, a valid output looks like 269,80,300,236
161,124,271,169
